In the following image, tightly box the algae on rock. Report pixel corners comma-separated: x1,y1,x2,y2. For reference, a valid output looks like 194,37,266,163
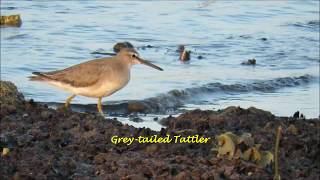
0,14,22,27
0,81,24,105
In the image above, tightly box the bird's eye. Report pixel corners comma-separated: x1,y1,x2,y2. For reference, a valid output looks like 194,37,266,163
131,54,136,58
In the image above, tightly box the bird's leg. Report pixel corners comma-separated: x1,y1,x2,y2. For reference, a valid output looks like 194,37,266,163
65,94,76,108
97,97,104,115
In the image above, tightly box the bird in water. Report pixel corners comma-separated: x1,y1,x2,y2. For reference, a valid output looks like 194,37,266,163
29,48,163,115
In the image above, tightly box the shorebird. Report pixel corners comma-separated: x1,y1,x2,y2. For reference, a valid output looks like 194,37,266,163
113,42,134,53
29,48,163,114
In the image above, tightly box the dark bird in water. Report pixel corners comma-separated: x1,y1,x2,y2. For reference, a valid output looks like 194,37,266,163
293,111,300,118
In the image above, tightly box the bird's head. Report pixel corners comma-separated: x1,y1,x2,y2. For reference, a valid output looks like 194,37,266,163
118,48,163,71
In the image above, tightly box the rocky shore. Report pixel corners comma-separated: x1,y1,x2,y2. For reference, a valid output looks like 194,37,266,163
1,81,319,179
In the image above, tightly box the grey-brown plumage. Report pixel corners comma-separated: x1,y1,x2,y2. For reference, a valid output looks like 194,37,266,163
29,48,163,114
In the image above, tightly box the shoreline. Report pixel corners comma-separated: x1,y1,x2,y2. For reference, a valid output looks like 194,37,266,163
1,80,319,179
22,73,319,118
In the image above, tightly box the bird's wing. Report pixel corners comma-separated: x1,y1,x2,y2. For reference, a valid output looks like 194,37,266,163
37,58,113,87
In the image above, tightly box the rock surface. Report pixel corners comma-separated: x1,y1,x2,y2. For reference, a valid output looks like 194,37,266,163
1,81,319,179
0,14,22,27
0,81,24,105
241,58,256,65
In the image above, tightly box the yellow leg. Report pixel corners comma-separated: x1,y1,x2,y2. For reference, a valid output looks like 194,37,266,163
65,94,76,108
97,97,104,115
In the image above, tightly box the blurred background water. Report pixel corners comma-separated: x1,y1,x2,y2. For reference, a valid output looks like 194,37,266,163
1,1,319,122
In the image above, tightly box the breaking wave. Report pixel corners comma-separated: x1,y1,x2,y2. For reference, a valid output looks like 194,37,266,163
140,74,316,113
45,74,316,114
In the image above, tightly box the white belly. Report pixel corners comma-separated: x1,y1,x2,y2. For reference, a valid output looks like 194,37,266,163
48,74,130,98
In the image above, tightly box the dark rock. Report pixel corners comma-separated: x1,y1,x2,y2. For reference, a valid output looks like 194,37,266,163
260,38,268,41
179,50,191,61
241,58,256,65
40,111,51,119
1,80,319,180
1,104,17,116
197,55,204,59
293,111,300,118
160,115,174,126
175,171,191,180
129,115,144,123
127,102,147,113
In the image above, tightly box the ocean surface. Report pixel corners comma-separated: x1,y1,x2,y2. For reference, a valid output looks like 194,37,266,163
1,1,319,129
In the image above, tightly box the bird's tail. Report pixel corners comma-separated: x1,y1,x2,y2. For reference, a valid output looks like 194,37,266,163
28,72,51,81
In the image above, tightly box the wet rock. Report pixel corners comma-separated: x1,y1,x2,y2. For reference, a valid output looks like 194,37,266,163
1,80,319,179
176,45,191,61
260,37,268,41
40,110,52,119
127,102,147,113
293,111,300,118
113,42,134,53
197,55,204,59
163,106,274,132
174,171,191,180
139,45,155,50
144,144,159,154
1,14,22,27
241,58,256,65
94,153,108,164
180,50,191,61
307,20,319,25
73,163,95,177
120,173,147,180
1,104,17,116
129,115,143,123
160,115,174,126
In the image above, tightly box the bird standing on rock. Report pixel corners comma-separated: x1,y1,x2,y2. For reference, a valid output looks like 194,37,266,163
29,48,163,115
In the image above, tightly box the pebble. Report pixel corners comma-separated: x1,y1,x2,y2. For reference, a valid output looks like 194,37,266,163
2,148,10,156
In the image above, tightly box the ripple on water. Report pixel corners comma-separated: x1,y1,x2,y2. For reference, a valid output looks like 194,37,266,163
288,20,320,32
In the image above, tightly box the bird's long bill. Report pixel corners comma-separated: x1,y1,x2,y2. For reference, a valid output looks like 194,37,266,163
137,57,163,71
